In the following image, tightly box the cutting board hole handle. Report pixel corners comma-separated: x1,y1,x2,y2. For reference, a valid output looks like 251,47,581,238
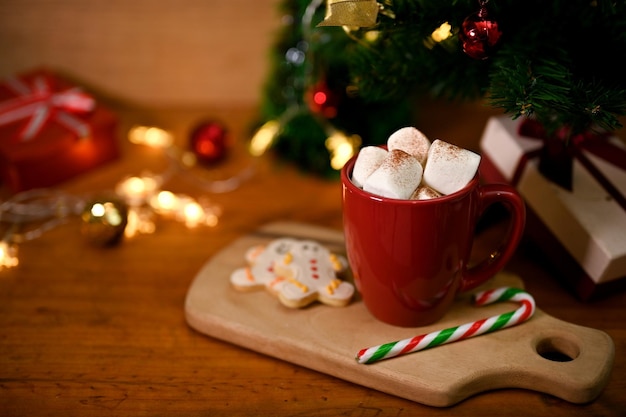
535,336,580,362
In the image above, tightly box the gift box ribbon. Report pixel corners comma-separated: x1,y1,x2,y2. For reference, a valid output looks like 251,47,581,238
0,74,95,141
515,118,626,211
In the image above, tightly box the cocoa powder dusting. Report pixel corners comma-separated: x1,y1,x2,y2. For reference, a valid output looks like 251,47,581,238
440,141,462,161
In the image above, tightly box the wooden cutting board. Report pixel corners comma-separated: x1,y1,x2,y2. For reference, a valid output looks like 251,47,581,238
184,221,615,407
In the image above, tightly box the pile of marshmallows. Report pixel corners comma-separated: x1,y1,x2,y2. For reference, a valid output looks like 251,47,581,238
351,127,481,200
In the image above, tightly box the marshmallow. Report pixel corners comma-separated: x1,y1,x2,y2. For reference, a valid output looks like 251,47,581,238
410,185,442,200
423,139,481,195
363,150,423,199
351,146,388,188
387,127,431,165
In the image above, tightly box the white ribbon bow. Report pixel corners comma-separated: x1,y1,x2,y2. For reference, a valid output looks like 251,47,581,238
0,74,95,141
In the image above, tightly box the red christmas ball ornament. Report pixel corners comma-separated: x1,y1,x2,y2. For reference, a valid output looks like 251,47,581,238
189,120,229,164
459,1,502,60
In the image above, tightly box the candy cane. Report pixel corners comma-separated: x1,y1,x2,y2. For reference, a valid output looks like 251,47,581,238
356,287,535,364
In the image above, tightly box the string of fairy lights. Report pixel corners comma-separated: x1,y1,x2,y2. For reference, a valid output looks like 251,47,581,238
0,125,257,270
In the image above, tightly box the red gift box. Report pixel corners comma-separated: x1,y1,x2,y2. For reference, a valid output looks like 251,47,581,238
0,68,120,193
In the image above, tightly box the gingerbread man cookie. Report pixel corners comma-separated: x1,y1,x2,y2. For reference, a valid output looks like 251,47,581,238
273,239,353,308
230,238,298,295
230,238,354,308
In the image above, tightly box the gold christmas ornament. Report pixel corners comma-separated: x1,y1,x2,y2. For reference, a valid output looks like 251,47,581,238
80,197,129,246
317,0,379,28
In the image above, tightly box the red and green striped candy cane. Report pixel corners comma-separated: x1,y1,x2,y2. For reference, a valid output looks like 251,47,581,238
356,287,536,364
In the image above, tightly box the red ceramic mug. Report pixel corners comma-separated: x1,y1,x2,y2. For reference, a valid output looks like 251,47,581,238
341,152,526,327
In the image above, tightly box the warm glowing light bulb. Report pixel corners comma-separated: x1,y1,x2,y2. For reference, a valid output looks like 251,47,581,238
127,177,146,194
0,241,19,269
431,22,452,42
183,202,204,228
128,126,148,144
116,175,159,206
103,202,124,226
125,209,139,238
145,127,173,148
249,120,280,156
331,141,355,170
128,125,173,148
152,190,178,213
90,203,106,217
124,207,155,238
364,30,380,42
325,132,361,170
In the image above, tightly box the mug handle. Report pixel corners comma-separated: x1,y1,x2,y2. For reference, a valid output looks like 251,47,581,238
460,183,526,292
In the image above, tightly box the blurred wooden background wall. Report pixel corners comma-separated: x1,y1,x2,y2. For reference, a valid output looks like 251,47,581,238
0,0,280,106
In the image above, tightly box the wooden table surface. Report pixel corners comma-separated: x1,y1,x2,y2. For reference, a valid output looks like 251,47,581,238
1,99,624,416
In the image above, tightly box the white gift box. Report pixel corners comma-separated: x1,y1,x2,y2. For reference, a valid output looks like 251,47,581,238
479,115,626,299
